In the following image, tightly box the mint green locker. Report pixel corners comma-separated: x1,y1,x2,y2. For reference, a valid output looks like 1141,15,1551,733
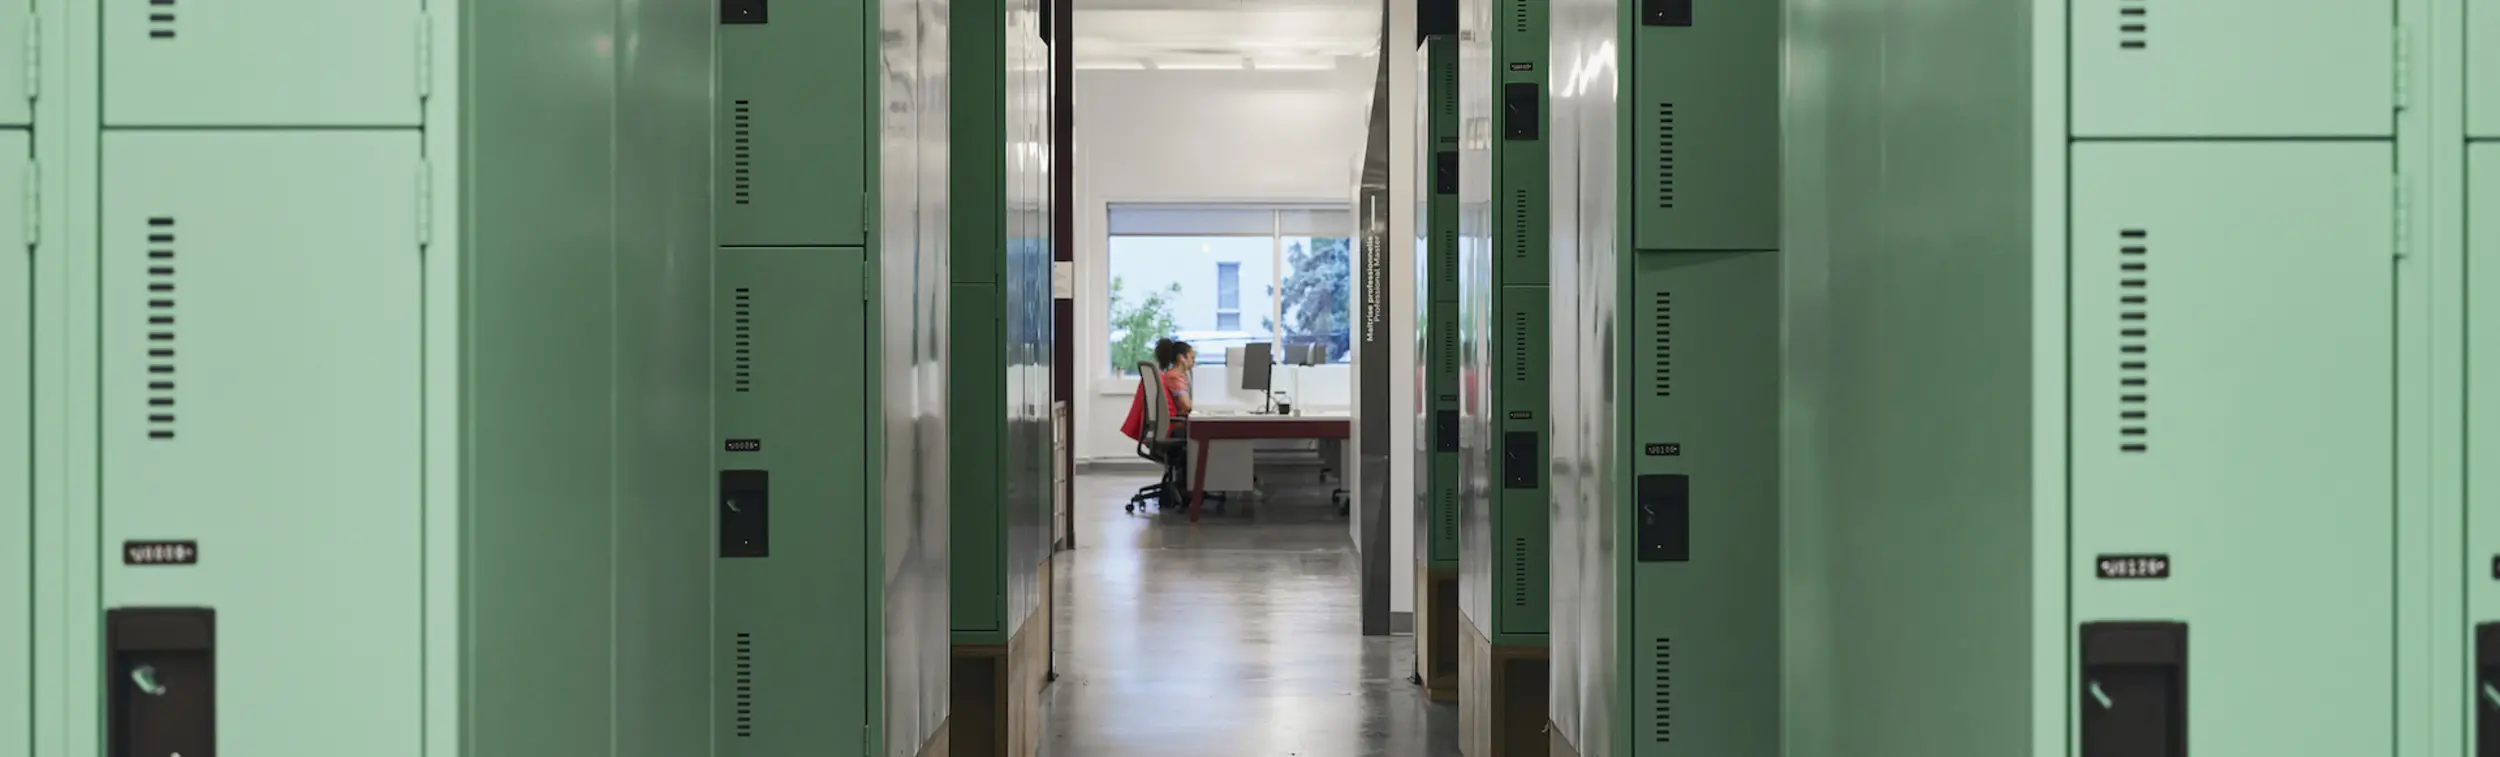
1628,0,1778,252
2473,4,2500,138
103,0,424,126
0,3,28,127
718,0,869,247
714,247,872,757
2467,144,2500,744
2069,0,2392,137
99,131,426,750
0,128,26,757
2068,141,2394,755
1625,251,1781,757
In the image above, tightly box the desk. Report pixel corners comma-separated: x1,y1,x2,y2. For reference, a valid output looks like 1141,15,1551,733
1183,414,1351,523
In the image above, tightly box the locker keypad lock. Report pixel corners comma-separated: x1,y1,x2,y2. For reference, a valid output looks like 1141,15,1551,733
1502,84,1540,141
1502,431,1539,489
720,470,771,558
107,608,216,757
1635,474,1690,562
1642,0,1694,26
1435,410,1460,453
2079,621,2187,757
721,0,768,24
2477,623,2500,756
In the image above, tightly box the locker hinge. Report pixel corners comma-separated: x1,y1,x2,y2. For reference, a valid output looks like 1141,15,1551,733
862,193,871,235
22,11,37,102
415,13,433,101
416,161,433,247
2393,180,2410,260
21,159,35,249
2393,25,2410,112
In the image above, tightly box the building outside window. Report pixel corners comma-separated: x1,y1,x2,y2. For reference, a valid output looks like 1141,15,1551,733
1215,262,1242,331
1105,203,1353,376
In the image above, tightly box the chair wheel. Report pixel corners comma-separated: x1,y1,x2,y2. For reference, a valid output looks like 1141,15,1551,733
1125,504,1135,514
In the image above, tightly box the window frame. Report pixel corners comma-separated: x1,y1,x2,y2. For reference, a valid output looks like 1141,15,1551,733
1099,202,1355,386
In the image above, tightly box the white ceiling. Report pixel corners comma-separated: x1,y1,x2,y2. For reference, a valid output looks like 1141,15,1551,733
1071,0,1381,71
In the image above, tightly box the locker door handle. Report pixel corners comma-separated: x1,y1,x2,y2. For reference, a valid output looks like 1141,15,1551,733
130,665,168,696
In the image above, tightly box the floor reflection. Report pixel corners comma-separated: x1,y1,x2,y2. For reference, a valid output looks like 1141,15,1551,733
1041,460,1460,756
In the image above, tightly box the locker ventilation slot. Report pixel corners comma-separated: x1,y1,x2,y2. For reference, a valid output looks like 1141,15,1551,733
1507,188,1534,263
1436,63,1458,122
1652,291,1673,396
1655,103,1677,210
2118,229,2149,453
1439,326,1458,376
1509,310,1534,384
1509,537,1532,607
733,633,756,737
147,0,176,39
145,218,179,440
1437,487,1458,545
733,288,755,393
2118,0,2147,48
1510,0,1530,33
1650,638,1673,743
732,101,755,206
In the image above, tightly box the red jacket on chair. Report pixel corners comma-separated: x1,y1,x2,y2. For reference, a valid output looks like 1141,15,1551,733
1119,372,1186,441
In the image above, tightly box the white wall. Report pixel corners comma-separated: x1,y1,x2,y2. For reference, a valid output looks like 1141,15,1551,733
1073,65,1375,462
1379,0,1419,619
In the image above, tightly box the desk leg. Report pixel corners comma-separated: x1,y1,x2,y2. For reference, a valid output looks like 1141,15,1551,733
1189,438,1211,523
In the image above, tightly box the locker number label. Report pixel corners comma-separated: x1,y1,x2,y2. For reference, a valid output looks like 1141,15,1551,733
724,439,763,452
1645,443,1682,457
2095,554,2169,580
123,540,199,566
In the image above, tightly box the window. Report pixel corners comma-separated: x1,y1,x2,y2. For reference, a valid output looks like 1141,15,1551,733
1106,204,1354,376
1215,262,1242,330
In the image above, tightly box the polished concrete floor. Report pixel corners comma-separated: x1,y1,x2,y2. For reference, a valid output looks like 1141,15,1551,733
1041,459,1459,756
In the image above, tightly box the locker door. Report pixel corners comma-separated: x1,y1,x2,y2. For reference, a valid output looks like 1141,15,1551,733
711,247,870,757
2468,145,2500,633
104,0,423,127
1628,251,1782,757
717,0,868,247
2070,0,2393,138
0,129,26,757
0,4,31,127
2472,4,2500,138
2069,142,2394,755
100,131,423,754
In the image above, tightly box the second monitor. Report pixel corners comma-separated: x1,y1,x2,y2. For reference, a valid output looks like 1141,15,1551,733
1236,342,1274,393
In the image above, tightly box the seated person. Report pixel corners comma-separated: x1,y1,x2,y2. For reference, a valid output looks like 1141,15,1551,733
1119,339,1196,490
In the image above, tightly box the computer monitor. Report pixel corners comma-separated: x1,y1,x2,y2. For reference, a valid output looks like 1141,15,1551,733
1237,342,1274,393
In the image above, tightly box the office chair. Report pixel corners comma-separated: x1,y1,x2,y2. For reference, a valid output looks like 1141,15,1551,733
1126,362,1186,513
